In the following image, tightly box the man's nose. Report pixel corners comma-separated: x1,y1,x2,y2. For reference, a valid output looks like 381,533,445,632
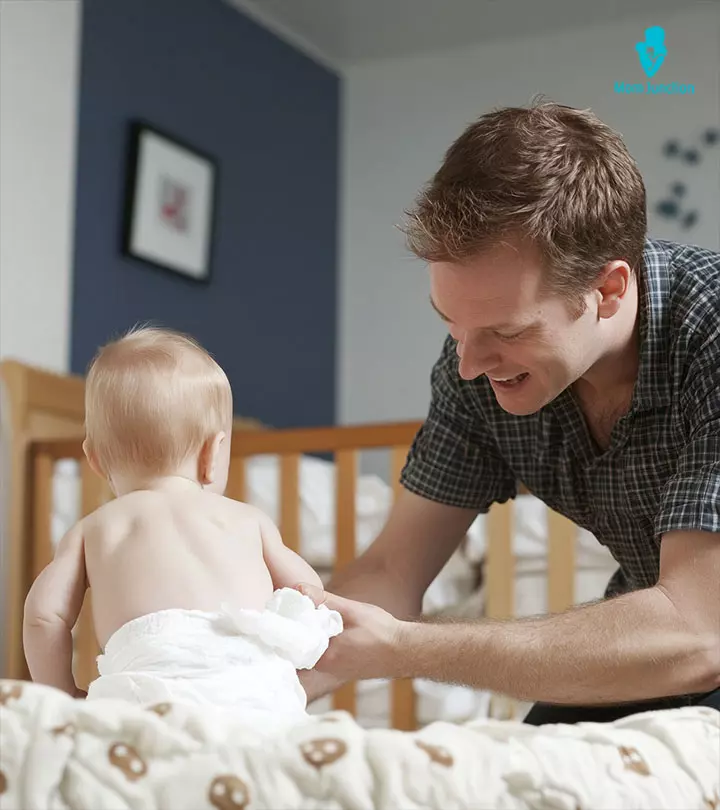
456,339,499,381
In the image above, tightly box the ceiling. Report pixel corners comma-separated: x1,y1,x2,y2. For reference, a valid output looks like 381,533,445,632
226,0,704,68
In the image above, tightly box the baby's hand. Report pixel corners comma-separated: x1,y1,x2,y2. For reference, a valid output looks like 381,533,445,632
296,582,326,608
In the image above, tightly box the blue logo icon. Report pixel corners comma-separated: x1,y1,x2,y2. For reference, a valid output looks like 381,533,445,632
635,26,667,78
614,25,693,95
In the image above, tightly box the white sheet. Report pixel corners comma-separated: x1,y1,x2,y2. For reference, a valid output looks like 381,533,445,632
465,493,616,568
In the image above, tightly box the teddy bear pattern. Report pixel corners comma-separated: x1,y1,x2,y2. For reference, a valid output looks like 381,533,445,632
108,743,149,782
208,775,251,810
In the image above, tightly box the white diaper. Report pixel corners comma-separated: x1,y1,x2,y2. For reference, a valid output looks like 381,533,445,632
86,588,342,719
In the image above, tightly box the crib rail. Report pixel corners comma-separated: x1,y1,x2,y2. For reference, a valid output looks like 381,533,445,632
28,420,577,729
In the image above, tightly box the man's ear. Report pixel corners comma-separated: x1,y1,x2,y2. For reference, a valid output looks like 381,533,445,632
595,260,632,319
198,431,226,485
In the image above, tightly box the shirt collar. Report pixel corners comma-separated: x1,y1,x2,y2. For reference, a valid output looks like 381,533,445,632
632,238,673,411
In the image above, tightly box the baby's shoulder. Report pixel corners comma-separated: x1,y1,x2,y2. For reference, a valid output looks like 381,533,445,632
209,492,265,520
203,493,273,531
80,495,133,531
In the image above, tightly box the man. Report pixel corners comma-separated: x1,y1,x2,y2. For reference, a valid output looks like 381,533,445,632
300,100,720,725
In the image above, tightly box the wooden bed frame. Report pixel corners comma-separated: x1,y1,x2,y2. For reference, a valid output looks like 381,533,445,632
0,359,578,730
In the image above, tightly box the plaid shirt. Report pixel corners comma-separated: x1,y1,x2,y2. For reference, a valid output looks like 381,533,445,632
401,238,720,596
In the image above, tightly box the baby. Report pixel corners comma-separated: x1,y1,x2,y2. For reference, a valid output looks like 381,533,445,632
22,326,342,720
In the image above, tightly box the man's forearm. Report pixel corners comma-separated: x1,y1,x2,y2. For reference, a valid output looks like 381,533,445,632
23,618,77,695
328,554,423,619
395,586,720,704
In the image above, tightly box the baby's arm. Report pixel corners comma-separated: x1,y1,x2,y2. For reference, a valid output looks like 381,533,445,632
257,511,324,591
23,521,87,696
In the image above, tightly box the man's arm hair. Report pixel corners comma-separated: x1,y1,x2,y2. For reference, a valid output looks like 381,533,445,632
393,529,720,704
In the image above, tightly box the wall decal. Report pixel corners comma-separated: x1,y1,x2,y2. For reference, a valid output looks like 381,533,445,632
655,126,719,229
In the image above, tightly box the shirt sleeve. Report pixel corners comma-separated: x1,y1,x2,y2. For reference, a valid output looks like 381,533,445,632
399,335,518,512
655,344,720,537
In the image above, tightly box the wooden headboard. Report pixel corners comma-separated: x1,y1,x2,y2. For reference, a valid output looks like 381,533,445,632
0,359,264,680
0,360,86,679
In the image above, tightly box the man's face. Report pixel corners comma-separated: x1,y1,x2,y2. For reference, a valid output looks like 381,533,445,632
429,242,613,416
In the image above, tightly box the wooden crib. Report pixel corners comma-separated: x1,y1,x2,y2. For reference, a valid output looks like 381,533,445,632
0,359,578,730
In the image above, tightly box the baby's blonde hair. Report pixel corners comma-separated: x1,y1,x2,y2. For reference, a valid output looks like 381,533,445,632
84,325,232,478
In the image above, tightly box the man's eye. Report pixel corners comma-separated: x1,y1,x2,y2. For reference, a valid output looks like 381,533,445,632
495,331,524,341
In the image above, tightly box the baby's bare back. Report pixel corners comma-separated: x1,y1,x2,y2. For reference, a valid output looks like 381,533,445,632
82,489,274,649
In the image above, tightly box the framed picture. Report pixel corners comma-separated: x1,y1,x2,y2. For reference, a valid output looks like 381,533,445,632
122,121,217,282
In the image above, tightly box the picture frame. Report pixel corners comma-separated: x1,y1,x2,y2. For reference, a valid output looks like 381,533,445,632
122,120,218,282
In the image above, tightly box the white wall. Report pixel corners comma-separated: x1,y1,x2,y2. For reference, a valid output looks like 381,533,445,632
0,0,82,373
339,7,720,425
0,0,81,680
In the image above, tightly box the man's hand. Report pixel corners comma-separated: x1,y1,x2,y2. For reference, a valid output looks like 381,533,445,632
298,583,404,681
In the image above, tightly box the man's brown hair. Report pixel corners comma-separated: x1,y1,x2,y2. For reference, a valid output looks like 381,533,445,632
401,99,647,306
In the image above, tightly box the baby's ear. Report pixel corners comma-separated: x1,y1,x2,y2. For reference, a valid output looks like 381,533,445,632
82,439,104,479
198,431,225,485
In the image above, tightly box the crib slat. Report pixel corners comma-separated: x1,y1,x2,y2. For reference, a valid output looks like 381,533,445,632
391,682,416,731
485,499,518,719
335,449,357,569
390,445,406,497
226,457,246,502
73,460,108,692
389,444,416,730
280,454,300,553
547,509,576,613
332,682,357,716
31,451,55,578
332,449,358,716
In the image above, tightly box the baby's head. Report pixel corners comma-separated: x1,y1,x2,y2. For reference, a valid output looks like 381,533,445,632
83,326,233,494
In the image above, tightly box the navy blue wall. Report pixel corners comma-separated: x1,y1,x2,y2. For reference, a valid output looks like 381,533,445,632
71,0,339,428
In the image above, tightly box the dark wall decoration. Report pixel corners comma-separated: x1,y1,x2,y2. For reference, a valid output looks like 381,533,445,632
655,127,719,230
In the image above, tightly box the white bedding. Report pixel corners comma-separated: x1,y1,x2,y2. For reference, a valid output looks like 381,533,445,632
1,679,718,810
